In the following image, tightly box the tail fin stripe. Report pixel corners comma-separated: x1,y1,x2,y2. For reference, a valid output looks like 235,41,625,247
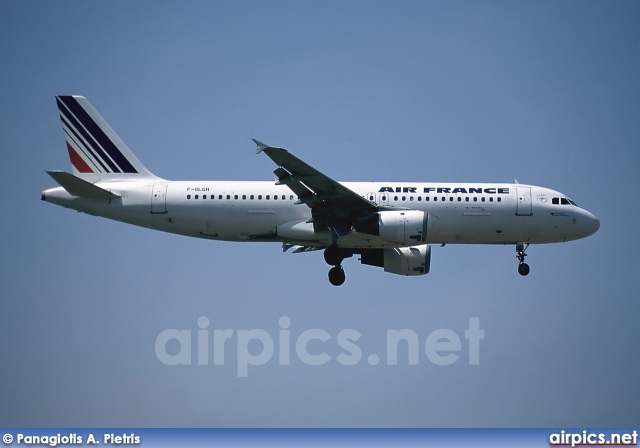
66,142,94,173
53,95,160,181
57,96,121,172
62,116,109,173
58,96,138,174
58,99,120,173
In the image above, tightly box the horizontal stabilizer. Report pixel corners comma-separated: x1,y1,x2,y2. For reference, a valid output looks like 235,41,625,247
46,170,120,199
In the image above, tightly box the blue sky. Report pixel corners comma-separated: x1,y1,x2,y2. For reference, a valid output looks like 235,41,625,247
1,1,639,427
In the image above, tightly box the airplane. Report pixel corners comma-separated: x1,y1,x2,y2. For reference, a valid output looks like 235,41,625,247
42,95,600,286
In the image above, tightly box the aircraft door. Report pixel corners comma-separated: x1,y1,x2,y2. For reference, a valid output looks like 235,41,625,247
516,187,532,216
151,184,168,214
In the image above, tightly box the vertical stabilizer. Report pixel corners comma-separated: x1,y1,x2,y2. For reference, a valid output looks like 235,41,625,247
55,95,159,181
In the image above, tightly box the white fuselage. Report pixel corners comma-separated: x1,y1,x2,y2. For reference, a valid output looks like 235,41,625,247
42,179,600,248
44,95,601,284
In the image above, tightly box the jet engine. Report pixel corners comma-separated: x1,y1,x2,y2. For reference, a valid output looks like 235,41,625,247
360,244,431,276
356,210,427,245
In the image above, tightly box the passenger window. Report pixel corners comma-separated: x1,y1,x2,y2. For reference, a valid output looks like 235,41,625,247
187,194,191,199
218,195,222,200
394,196,398,201
266,195,270,200
382,195,387,201
234,195,238,200
417,196,422,202
369,195,374,201
426,197,430,201
258,195,262,200
226,195,230,200
489,197,493,202
497,197,501,202
465,197,469,202
473,197,477,202
481,197,485,202
449,197,453,202
410,196,414,201
202,195,207,199
274,195,278,200
250,195,254,200
434,197,437,202
282,195,285,200
195,195,199,199
242,195,246,200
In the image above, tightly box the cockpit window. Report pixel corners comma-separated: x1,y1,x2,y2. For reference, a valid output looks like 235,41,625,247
553,197,578,206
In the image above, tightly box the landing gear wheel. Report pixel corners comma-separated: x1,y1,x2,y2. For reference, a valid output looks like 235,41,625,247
515,243,530,276
324,244,344,266
328,266,346,286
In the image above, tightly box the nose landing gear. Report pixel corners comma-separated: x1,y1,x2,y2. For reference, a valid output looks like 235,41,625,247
516,242,530,276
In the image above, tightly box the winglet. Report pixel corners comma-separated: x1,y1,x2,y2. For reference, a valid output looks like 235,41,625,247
253,139,270,154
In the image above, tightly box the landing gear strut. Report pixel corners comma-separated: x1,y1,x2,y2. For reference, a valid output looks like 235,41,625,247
325,244,346,286
516,243,530,276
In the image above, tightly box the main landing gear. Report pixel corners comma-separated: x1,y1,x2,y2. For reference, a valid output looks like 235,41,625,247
328,266,346,286
516,242,530,276
325,244,346,286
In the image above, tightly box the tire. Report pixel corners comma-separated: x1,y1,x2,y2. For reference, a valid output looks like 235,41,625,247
328,266,346,286
518,263,530,276
324,245,344,266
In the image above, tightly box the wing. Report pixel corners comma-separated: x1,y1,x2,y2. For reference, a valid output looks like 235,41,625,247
254,140,378,233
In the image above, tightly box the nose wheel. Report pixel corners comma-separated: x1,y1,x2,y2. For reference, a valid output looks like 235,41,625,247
516,243,530,276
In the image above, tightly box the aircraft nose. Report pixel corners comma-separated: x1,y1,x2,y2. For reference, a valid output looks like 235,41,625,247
582,210,600,237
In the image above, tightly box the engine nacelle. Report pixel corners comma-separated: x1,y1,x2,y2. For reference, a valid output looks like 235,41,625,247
357,210,427,245
360,244,431,276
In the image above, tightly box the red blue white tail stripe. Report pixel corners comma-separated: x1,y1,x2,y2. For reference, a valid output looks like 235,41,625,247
56,95,138,174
